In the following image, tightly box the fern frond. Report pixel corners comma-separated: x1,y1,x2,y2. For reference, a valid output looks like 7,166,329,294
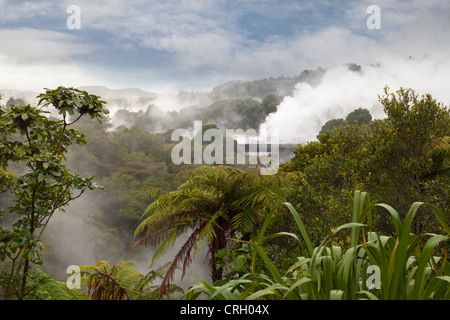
196,209,223,245
150,227,182,268
231,208,256,235
145,185,168,200
133,227,172,248
135,164,290,290
157,223,206,299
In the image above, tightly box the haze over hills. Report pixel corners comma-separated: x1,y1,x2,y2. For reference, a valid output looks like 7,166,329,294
77,86,157,100
0,66,329,137
2,56,450,145
0,65,328,110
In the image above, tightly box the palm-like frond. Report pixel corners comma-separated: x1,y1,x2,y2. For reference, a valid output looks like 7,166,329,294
135,262,184,300
156,222,207,299
134,165,294,298
77,260,183,300
426,136,450,178
78,260,137,300
145,185,169,200
231,207,256,235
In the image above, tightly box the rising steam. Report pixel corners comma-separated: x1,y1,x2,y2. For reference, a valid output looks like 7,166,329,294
260,53,450,144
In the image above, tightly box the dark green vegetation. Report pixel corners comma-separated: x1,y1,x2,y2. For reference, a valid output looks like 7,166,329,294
133,165,295,299
319,107,373,135
0,87,108,299
0,83,449,300
115,94,282,133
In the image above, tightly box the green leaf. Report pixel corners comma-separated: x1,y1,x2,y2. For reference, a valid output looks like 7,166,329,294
412,234,449,299
334,222,366,234
251,242,284,285
390,202,424,299
284,278,311,299
246,284,287,300
10,241,18,253
330,289,345,300
284,202,313,256
376,203,403,237
425,204,450,235
357,290,380,300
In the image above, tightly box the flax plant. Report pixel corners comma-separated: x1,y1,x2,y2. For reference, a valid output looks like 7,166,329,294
184,191,450,300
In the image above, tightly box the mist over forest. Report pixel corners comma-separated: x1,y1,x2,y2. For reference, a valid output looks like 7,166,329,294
1,65,329,285
1,55,449,301
2,0,450,307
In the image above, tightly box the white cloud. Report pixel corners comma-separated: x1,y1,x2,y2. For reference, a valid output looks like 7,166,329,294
0,1,54,24
0,28,95,64
0,26,102,91
1,0,449,92
0,54,105,91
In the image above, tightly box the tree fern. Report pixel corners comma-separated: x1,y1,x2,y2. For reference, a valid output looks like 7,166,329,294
77,260,183,300
58,281,89,300
425,136,450,178
27,269,70,300
134,165,294,298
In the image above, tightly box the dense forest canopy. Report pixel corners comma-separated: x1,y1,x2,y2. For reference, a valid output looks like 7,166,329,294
0,73,449,301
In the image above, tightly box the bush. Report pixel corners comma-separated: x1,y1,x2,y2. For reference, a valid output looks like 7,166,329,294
184,191,450,300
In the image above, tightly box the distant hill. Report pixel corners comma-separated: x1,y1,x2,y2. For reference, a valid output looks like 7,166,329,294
210,67,327,100
1,63,361,118
0,89,40,106
77,86,157,100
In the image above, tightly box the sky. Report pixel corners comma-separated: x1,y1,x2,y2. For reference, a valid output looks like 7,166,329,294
1,0,449,93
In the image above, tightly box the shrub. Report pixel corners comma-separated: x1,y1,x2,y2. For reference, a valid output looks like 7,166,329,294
184,191,450,300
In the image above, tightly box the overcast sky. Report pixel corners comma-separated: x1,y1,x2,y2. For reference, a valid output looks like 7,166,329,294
1,0,449,93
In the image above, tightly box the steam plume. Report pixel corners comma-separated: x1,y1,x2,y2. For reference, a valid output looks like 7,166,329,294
260,54,450,144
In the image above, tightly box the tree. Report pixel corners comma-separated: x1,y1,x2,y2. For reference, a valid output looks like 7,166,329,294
0,87,108,299
282,87,450,239
6,97,26,109
76,260,183,300
319,118,347,135
319,108,372,135
261,94,281,115
133,165,294,299
345,107,372,125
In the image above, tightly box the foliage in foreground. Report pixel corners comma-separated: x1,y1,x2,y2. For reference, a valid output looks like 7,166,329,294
133,165,295,298
184,191,450,300
1,260,184,300
0,87,108,299
76,260,183,300
281,87,449,247
0,267,87,300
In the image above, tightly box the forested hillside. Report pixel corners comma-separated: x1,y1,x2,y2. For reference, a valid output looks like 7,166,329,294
0,78,449,301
